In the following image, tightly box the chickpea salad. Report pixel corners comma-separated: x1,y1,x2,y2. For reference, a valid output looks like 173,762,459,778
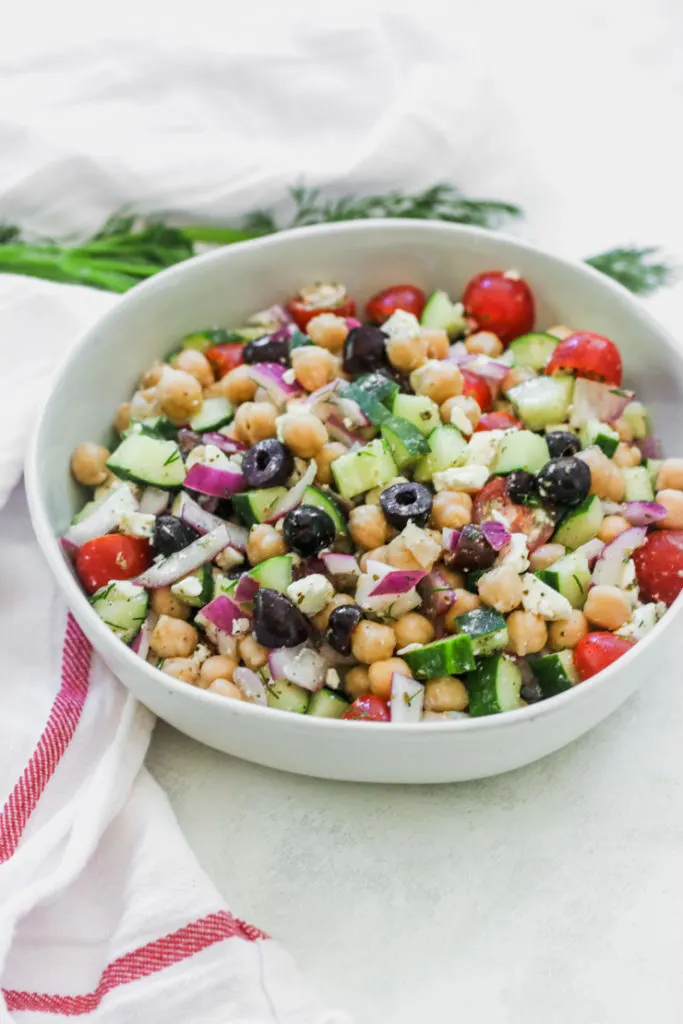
64,272,683,723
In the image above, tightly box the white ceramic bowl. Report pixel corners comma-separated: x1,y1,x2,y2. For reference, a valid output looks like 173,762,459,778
26,220,683,783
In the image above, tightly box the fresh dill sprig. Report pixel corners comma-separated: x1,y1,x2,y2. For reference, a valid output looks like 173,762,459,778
586,246,675,296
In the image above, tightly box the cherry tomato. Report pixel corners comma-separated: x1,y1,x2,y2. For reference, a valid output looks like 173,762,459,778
204,343,244,378
573,632,635,681
365,284,427,325
462,270,535,345
287,283,356,330
472,477,555,551
341,694,390,722
545,332,623,386
76,535,152,595
460,369,493,412
633,529,683,606
475,411,521,432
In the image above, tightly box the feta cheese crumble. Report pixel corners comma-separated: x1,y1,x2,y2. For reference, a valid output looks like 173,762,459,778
520,574,573,620
287,574,334,616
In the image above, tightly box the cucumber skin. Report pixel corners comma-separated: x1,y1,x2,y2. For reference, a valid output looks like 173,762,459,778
467,653,522,717
621,466,654,502
508,332,558,371
403,634,476,680
266,680,310,714
380,417,430,470
530,650,579,697
302,486,348,536
552,495,602,549
308,688,350,718
492,430,550,475
232,487,287,527
107,435,186,489
248,554,293,594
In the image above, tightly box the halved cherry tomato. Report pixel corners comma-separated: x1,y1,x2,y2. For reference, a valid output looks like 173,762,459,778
633,529,683,606
205,343,244,378
545,332,622,386
287,283,356,330
573,632,635,681
341,694,390,722
462,270,535,345
460,369,493,412
475,411,521,432
365,284,427,325
76,535,152,595
472,477,555,551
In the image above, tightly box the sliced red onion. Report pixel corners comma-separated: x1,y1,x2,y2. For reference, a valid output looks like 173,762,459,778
481,520,511,551
356,561,422,616
265,459,317,522
139,486,170,515
636,435,661,460
447,341,469,363
299,379,343,412
418,569,456,616
197,594,251,635
346,317,361,329
592,526,648,588
574,537,605,569
233,666,267,705
441,528,461,553
175,489,248,543
268,644,327,692
64,486,138,547
333,394,370,428
325,412,365,447
248,304,293,330
135,524,233,588
131,609,157,659
234,573,260,603
570,379,635,427
390,672,424,723
201,432,247,455
619,501,667,526
184,462,245,498
368,569,427,597
61,537,77,557
177,428,202,455
320,552,361,577
246,362,303,405
460,355,510,382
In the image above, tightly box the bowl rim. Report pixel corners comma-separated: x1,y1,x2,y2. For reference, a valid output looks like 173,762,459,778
25,217,683,736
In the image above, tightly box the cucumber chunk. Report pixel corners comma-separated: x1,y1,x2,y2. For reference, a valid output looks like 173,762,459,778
492,430,550,476
420,290,467,336
232,487,287,527
189,396,234,433
331,439,398,500
552,494,602,549
621,400,650,440
530,649,579,697
454,607,508,656
248,554,294,593
171,564,214,607
266,680,310,714
621,465,654,501
380,416,430,471
355,372,400,408
536,551,591,609
579,419,619,457
402,634,476,680
307,688,350,718
339,381,391,425
91,580,148,644
508,375,574,431
645,458,663,487
467,653,523,716
508,332,558,371
302,485,348,535
391,393,441,436
129,415,178,440
413,424,468,483
107,434,186,489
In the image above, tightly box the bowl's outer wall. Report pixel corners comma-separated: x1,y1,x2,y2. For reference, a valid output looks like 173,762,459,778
28,221,683,782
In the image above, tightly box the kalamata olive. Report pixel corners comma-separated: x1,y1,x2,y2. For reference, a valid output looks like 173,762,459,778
176,428,202,455
283,506,336,556
342,325,389,376
243,329,290,367
520,679,544,704
326,604,363,655
452,524,497,571
506,470,537,504
546,431,581,459
379,482,432,530
536,457,591,507
253,588,310,648
242,438,294,489
152,515,201,556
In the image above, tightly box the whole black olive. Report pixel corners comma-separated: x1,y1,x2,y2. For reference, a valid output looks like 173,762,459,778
342,325,389,376
152,515,201,556
243,328,290,367
452,524,497,571
242,439,294,489
283,506,336,557
536,456,591,507
253,588,310,648
546,431,582,459
326,604,363,655
506,470,537,504
379,482,433,530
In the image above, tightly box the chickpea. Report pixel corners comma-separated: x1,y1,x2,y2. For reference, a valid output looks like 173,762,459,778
140,362,165,388
221,365,258,404
162,657,200,685
584,585,632,631
440,394,481,429
174,349,214,388
199,654,239,688
150,616,198,659
311,593,355,632
130,386,162,421
359,546,389,572
411,361,462,405
157,368,203,424
598,514,630,543
208,678,243,700
431,491,473,529
506,611,548,656
656,458,683,492
444,590,481,631
247,523,287,565
238,635,269,670
421,328,450,360
424,677,468,713
315,442,347,485
477,566,523,614
70,442,110,487
344,665,371,701
114,402,131,434
233,402,278,445
394,612,435,649
279,413,328,458
306,313,349,352
150,587,191,621
502,367,534,395
655,489,683,529
465,331,504,357
577,447,625,502
612,417,633,442
386,333,428,373
528,543,565,572
203,381,225,399
349,504,389,550
612,443,641,469
291,346,336,392
368,657,412,701
440,567,467,590
386,535,425,571
351,620,396,664
547,324,574,340
548,610,589,650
